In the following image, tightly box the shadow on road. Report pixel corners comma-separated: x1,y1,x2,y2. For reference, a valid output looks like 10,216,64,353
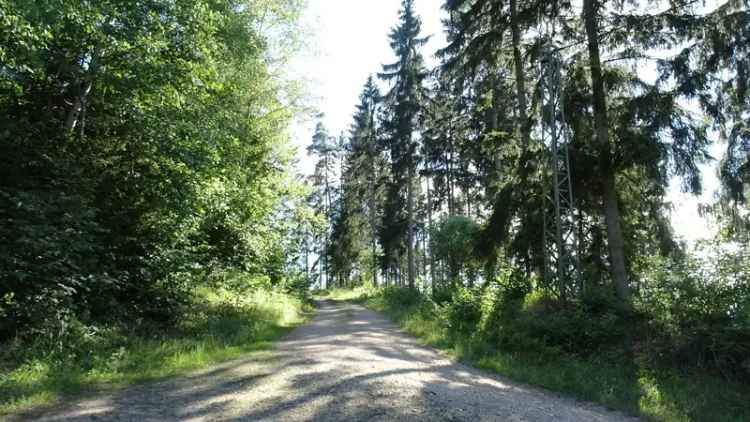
17,301,637,422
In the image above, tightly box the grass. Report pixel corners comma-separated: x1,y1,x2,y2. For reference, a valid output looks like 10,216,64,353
324,288,750,422
0,288,312,416
315,286,374,302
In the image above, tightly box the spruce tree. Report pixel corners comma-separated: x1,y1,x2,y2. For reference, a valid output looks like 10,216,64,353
307,121,339,289
350,77,384,285
378,0,429,288
582,0,630,302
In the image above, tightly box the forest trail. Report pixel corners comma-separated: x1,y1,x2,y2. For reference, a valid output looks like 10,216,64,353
19,300,638,422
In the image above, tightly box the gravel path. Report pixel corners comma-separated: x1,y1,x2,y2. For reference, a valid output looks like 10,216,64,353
18,300,639,421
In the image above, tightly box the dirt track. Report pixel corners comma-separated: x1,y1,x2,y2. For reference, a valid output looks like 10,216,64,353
18,300,638,421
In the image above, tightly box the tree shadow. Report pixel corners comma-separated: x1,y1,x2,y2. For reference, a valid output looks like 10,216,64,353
14,300,639,421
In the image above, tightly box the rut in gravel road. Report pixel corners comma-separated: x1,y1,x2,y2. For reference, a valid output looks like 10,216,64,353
20,300,639,422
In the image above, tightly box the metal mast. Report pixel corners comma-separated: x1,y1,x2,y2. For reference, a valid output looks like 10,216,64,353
539,42,581,300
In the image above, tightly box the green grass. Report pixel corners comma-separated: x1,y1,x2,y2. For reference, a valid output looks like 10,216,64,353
0,288,312,416
328,288,750,422
315,286,375,302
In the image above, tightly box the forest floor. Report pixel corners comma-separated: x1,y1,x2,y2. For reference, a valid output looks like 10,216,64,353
10,300,638,421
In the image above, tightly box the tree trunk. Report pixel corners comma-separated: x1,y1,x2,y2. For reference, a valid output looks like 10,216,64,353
304,236,309,283
370,177,378,286
324,152,330,290
427,173,436,290
447,123,456,216
407,165,416,289
371,227,378,286
320,250,325,289
510,0,529,147
368,122,379,287
65,80,92,134
508,0,535,198
583,0,630,304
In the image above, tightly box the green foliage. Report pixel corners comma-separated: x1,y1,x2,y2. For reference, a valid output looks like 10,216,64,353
380,286,424,309
444,287,483,337
376,0,429,285
317,1,749,419
430,216,481,285
326,77,384,288
0,0,306,341
319,286,377,302
0,287,310,415
352,287,750,422
636,243,750,382
502,291,626,358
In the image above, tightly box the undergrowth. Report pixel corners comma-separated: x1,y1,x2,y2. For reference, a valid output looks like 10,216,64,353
0,288,311,415
328,287,750,422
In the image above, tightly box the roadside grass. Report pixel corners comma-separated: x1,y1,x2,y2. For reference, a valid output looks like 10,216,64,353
315,287,374,302
329,288,750,422
0,288,312,416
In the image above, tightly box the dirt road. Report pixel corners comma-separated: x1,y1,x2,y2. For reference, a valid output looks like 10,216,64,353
20,300,638,421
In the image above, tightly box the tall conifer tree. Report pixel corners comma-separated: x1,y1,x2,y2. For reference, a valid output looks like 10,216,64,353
378,0,429,288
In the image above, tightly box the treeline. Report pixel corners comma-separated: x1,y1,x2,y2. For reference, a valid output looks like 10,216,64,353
0,0,313,343
305,0,750,383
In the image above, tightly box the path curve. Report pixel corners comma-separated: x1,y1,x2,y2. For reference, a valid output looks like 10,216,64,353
19,300,639,421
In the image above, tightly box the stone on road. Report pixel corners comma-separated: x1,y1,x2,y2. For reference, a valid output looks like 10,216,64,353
20,300,638,421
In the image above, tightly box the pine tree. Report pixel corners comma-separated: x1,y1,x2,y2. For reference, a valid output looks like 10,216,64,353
582,0,630,302
422,78,466,217
505,0,718,302
378,0,430,289
351,77,384,285
435,0,719,303
439,0,544,271
684,2,750,239
307,121,340,289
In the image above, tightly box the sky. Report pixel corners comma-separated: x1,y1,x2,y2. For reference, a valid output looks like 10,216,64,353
287,0,722,245
288,0,446,156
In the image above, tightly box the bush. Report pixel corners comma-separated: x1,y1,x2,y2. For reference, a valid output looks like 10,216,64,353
474,284,627,358
431,286,454,304
445,287,483,337
637,247,750,382
363,279,750,422
0,287,308,414
381,287,423,309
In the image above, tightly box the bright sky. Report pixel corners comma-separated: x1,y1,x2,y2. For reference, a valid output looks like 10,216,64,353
288,0,445,164
288,0,722,245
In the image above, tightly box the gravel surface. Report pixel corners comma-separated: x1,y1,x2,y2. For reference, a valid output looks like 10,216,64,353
16,300,639,421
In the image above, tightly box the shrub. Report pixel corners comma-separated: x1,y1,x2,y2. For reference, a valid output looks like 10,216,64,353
445,287,483,337
431,286,454,305
381,287,423,308
637,246,750,382
477,281,627,358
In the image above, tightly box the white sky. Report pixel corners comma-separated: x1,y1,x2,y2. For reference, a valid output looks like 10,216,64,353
288,0,445,164
287,0,722,245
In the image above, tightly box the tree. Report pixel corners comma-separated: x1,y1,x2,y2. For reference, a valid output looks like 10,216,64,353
582,0,630,302
439,0,543,274
378,0,430,289
348,77,384,285
0,0,306,337
307,121,340,289
431,216,481,288
692,2,750,240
